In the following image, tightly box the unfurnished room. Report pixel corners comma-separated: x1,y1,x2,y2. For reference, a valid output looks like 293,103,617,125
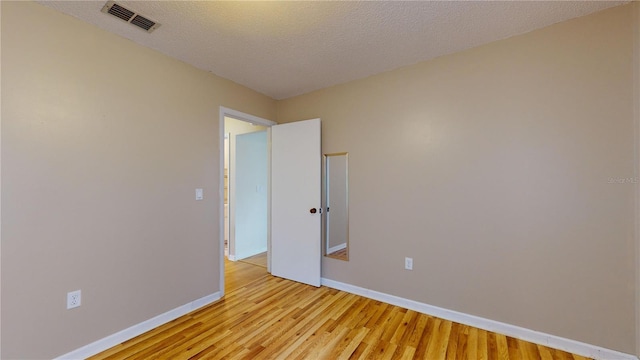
1,1,640,359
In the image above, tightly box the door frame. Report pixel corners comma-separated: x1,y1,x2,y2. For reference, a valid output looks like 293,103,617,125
218,107,276,297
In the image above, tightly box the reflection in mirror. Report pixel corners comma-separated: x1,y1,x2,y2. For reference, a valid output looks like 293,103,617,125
324,153,348,261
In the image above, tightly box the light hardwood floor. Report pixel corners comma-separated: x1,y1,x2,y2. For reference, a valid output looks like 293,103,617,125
238,252,268,268
89,260,591,359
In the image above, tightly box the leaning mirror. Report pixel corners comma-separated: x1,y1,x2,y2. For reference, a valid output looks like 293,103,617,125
324,152,349,260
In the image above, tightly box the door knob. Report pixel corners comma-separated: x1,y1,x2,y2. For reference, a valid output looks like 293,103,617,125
310,208,317,214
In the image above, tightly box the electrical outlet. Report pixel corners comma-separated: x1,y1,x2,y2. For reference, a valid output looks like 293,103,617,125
405,257,413,270
67,290,81,309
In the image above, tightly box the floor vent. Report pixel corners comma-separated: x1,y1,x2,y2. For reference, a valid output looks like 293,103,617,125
101,1,160,33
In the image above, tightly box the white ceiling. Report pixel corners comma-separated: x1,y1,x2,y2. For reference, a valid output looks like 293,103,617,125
39,1,628,100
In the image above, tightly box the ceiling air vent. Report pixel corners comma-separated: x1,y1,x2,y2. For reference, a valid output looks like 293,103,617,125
101,1,161,33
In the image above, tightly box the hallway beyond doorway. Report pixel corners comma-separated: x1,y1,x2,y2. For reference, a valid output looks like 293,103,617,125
238,251,267,268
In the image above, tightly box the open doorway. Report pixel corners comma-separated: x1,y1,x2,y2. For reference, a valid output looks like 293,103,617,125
219,107,276,296
224,117,268,264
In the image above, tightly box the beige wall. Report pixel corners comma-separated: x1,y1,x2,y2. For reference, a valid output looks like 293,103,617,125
278,4,637,354
2,1,639,358
0,2,275,358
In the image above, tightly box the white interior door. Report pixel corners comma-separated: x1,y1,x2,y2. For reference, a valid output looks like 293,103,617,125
271,118,321,287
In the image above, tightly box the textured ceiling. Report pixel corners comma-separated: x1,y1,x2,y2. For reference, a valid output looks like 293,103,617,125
38,1,628,100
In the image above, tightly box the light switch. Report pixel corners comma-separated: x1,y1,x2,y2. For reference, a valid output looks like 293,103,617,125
195,188,204,201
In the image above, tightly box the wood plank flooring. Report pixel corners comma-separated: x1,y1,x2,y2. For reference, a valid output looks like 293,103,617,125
238,252,268,268
88,260,591,360
224,258,268,294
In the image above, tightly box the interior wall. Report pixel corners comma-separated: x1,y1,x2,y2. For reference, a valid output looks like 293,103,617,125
278,4,637,355
234,131,268,259
0,2,276,359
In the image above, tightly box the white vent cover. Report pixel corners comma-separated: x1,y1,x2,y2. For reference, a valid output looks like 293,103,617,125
101,1,160,33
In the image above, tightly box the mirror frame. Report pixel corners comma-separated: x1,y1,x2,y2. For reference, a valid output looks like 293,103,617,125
323,152,349,261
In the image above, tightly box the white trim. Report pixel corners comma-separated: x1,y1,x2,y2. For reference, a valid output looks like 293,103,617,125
266,126,272,274
321,278,638,360
54,292,221,360
219,108,226,298
227,254,237,261
327,243,347,254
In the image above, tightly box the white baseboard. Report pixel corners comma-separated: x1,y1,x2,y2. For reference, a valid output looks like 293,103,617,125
327,243,347,254
54,291,222,360
321,278,638,360
227,254,236,261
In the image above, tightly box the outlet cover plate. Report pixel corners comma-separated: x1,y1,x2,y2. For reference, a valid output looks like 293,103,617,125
405,257,413,270
67,290,81,309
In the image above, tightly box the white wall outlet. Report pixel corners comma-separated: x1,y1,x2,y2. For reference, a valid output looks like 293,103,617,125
195,188,204,201
405,257,413,270
67,290,81,309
